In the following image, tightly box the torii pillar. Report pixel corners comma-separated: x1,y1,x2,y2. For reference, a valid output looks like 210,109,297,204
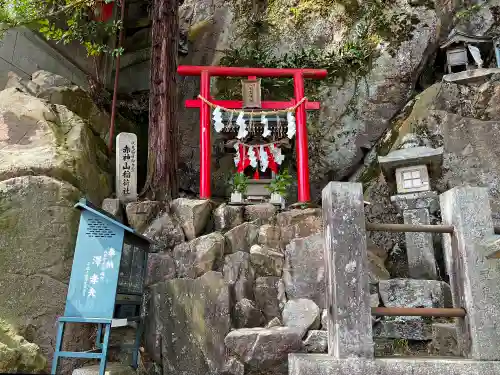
178,65,327,203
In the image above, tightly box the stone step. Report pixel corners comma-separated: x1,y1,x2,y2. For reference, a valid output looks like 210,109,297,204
72,363,136,375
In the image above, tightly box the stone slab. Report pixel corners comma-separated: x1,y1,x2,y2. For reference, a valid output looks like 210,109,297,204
322,182,373,358
403,208,438,279
288,354,500,375
116,132,138,202
440,187,499,360
390,191,439,213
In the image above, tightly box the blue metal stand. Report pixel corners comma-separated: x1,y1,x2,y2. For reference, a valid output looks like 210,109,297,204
50,199,151,375
51,318,111,375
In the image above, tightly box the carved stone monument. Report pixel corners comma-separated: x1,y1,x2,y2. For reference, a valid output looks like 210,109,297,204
378,135,443,280
116,132,138,202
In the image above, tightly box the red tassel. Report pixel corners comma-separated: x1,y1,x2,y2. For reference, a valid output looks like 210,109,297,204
266,146,279,173
253,170,260,179
237,144,250,173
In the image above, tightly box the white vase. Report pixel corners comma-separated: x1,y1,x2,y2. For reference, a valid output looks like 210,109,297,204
231,192,243,203
270,193,285,208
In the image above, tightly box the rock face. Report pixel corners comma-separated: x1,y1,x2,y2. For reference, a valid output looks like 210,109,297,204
0,176,93,373
147,272,231,375
233,299,265,329
126,201,163,232
0,87,111,203
0,319,46,373
250,244,284,277
0,71,133,373
303,330,328,353
224,327,302,374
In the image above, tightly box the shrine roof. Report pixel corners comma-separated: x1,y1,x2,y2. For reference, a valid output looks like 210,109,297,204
75,198,152,246
440,29,493,49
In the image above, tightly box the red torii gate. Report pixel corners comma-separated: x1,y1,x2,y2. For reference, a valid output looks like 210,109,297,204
177,65,327,203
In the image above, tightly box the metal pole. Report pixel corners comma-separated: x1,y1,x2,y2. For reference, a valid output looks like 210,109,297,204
372,307,466,318
365,222,455,234
108,0,126,154
199,70,211,199
293,72,311,203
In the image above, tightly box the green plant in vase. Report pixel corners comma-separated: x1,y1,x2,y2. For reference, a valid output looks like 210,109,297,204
267,168,292,207
230,172,249,203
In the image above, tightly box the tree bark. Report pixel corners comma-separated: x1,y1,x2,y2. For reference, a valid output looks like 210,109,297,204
143,0,179,200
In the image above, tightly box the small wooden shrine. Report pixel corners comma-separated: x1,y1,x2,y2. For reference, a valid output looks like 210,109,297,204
177,65,327,204
440,29,500,73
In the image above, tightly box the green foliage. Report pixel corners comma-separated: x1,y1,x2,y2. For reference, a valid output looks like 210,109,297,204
454,4,482,22
266,168,293,197
0,0,122,56
231,172,250,194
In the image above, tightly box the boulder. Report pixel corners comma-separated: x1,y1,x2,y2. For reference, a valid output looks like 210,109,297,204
258,224,281,249
254,276,285,321
0,89,111,203
214,204,243,232
277,209,323,248
0,319,46,373
174,232,225,278
150,272,231,375
233,299,265,328
244,203,277,223
224,222,259,253
249,244,284,277
282,299,320,338
283,234,325,308
143,211,185,251
303,330,328,353
171,198,211,240
223,251,255,302
125,201,163,233
145,252,176,286
101,198,123,222
224,327,302,374
0,176,93,372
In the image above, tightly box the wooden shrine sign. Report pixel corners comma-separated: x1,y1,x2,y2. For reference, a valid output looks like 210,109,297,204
242,78,262,108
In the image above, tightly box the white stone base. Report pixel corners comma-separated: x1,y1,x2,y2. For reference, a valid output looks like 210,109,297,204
72,363,136,375
289,354,500,375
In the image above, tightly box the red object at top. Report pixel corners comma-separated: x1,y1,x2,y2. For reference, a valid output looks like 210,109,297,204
94,1,115,22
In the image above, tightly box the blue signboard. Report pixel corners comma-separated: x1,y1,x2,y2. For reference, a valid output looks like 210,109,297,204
64,209,125,319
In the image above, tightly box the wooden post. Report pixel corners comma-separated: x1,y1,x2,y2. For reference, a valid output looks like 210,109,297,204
294,72,311,203
200,70,211,199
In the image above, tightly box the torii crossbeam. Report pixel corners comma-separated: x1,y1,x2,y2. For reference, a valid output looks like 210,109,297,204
177,65,327,203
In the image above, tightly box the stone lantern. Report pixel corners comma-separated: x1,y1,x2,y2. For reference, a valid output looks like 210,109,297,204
378,134,444,280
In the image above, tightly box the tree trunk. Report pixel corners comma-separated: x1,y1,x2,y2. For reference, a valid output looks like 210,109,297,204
143,0,179,200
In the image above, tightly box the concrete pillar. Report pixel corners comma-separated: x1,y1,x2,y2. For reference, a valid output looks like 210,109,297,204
322,182,373,358
440,187,500,360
